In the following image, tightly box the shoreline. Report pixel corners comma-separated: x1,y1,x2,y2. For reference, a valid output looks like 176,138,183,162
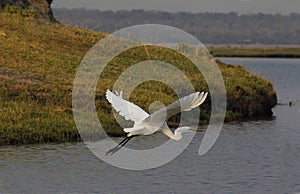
206,44,300,48
208,46,300,58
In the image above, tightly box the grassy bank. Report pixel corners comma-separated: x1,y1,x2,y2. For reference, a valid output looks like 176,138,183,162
208,46,300,58
0,8,277,145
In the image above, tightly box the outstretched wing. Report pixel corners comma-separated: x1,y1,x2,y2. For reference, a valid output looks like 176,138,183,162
106,90,149,122
143,91,208,123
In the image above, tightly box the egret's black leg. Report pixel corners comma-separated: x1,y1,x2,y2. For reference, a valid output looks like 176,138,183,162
105,137,129,156
117,136,131,146
106,135,137,156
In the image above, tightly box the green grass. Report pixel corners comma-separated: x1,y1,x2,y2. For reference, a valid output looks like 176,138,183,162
0,8,277,145
208,46,300,58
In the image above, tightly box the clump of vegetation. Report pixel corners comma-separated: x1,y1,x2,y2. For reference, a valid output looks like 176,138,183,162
208,46,300,58
218,60,277,120
3,5,38,18
0,8,277,145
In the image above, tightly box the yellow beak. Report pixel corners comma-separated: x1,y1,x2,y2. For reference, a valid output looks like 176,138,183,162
190,129,204,132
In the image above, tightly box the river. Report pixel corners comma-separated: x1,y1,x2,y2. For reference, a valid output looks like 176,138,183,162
1,58,299,193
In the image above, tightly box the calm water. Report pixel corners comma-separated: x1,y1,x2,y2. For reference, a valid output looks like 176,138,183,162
1,58,300,193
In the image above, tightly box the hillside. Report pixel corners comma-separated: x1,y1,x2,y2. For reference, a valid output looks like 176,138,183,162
0,8,277,145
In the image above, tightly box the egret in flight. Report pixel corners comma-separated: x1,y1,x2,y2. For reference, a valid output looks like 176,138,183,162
105,90,208,155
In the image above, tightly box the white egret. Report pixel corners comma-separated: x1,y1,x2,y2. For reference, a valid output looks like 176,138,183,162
105,90,208,155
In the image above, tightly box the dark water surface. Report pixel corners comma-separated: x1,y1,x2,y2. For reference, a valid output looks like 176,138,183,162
1,58,299,193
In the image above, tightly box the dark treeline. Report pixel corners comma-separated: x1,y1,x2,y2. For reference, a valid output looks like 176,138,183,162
53,8,300,45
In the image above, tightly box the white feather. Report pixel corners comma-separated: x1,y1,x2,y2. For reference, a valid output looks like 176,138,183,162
106,90,149,122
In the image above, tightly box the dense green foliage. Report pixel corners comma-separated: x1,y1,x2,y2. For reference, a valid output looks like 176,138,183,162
54,8,300,45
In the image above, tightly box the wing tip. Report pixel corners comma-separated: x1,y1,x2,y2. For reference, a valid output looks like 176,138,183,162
192,91,209,108
106,89,113,102
106,89,123,101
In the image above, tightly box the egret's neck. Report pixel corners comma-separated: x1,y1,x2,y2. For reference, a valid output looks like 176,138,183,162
161,128,182,141
173,132,183,141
